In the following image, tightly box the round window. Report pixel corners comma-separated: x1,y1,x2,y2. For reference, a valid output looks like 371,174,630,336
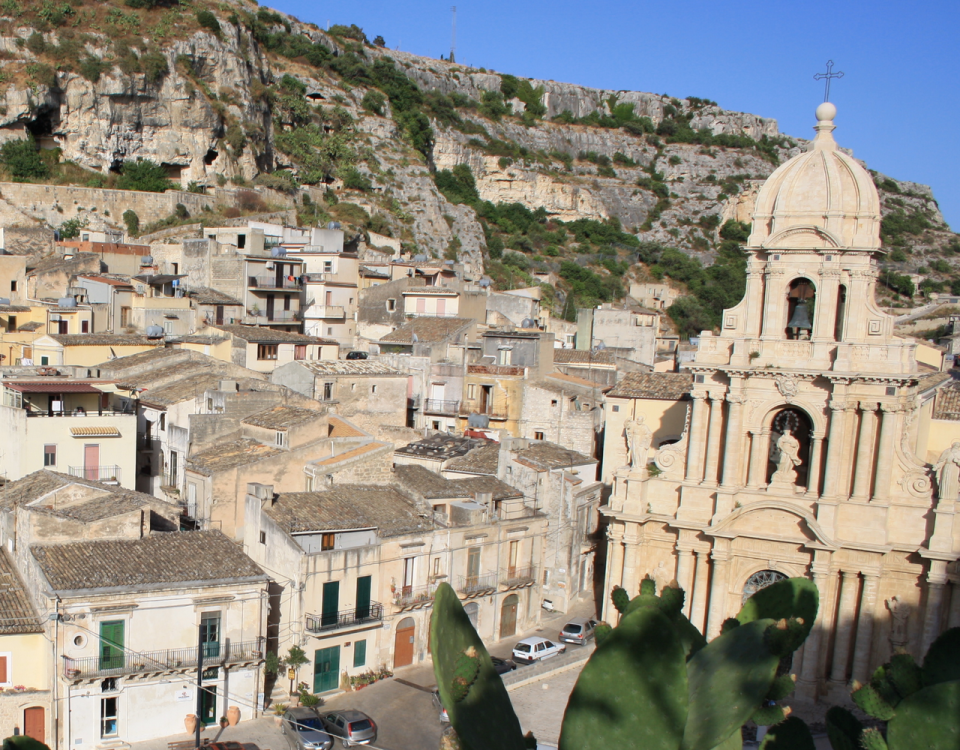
73,634,87,648
742,570,787,604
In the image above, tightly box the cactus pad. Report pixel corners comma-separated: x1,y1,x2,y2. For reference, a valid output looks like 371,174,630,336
921,627,960,687
752,703,788,727
430,583,525,750
594,622,612,646
859,728,889,750
851,682,895,721
720,617,742,634
450,647,482,702
763,618,807,657
681,619,781,750
887,653,923,701
611,586,630,614
886,679,960,750
640,575,657,595
825,706,863,750
757,716,816,750
737,578,819,641
765,673,797,702
560,606,688,750
659,583,685,616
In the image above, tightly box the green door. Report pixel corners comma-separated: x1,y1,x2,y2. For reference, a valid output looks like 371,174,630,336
199,685,217,726
200,612,221,659
356,576,371,620
99,621,124,671
313,646,340,693
321,581,339,628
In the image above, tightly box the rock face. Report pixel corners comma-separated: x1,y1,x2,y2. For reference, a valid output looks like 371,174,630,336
0,3,952,275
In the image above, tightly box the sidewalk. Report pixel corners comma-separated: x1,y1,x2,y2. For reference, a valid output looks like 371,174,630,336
129,717,285,750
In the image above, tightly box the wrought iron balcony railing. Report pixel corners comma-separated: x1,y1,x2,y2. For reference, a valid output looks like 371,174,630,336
250,275,302,290
456,572,498,596
500,565,538,588
62,639,262,680
423,398,460,415
393,582,438,608
67,466,121,483
304,602,383,634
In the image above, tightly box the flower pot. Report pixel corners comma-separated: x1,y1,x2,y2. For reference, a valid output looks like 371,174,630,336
227,707,240,727
184,714,198,735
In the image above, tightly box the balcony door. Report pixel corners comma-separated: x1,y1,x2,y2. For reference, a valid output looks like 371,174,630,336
215,305,224,325
467,547,481,588
479,386,492,414
508,541,518,579
98,620,124,671
200,611,221,659
266,294,275,321
84,444,100,480
313,646,340,693
321,581,339,628
356,576,371,620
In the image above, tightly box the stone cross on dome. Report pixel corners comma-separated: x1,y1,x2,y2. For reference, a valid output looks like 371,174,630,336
814,60,844,102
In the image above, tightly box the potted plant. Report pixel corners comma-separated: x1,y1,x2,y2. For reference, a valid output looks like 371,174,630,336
219,716,228,730
272,703,286,726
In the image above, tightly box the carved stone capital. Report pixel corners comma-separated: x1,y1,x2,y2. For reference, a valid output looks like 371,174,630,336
829,401,849,412
880,402,902,414
726,393,747,405
858,401,879,413
691,391,708,401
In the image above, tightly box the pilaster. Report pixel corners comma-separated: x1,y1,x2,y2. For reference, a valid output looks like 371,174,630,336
921,560,949,654
689,550,711,633
720,393,745,488
701,391,726,487
685,392,709,482
851,402,878,501
872,404,900,502
851,572,881,682
705,547,731,639
830,570,861,684
822,401,848,498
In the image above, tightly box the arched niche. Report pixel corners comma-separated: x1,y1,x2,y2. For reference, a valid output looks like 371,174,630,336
785,278,816,340
764,406,814,488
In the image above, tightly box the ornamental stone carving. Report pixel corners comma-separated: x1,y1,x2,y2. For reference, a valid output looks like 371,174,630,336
775,375,799,402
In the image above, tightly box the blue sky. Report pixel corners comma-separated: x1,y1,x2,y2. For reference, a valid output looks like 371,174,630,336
268,0,960,231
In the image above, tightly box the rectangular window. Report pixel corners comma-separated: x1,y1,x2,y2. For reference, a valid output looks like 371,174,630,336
81,320,90,334
259,531,266,545
371,385,378,394
257,344,278,360
467,547,481,579
10,281,16,292
534,431,544,441
321,533,335,551
0,653,8,685
323,382,334,400
387,299,396,312
403,557,415,589
467,384,476,399
276,431,285,447
305,475,314,492
101,697,118,737
200,611,221,659
353,639,366,668
433,557,441,576
323,261,333,273
612,405,620,412
294,345,307,360
44,444,57,467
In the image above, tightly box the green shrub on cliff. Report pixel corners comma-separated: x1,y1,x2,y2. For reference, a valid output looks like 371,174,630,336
116,159,173,193
1,136,49,181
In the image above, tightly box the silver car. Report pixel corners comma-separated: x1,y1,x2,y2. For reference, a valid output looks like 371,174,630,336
281,708,333,750
558,617,598,645
320,710,378,747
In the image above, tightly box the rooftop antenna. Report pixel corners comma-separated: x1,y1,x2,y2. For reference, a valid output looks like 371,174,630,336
450,6,456,63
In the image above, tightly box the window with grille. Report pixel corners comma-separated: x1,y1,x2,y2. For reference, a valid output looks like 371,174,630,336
257,344,278,360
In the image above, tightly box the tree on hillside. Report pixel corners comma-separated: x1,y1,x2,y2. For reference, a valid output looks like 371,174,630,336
0,136,49,181
116,160,174,193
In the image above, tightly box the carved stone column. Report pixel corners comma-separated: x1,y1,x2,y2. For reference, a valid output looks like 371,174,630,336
705,550,731,639
851,403,879,500
676,546,696,615
746,429,770,489
761,270,786,339
822,401,848,498
702,393,726,487
830,571,861,684
851,573,881,682
689,550,711,633
620,529,640,598
872,404,900,502
721,394,745,488
601,524,624,622
805,434,825,497
948,581,960,629
685,392,709,482
922,561,949,654
798,566,832,695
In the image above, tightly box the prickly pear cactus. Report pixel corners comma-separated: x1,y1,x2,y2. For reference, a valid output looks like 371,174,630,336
737,578,819,640
922,626,960,686
611,586,630,614
758,716,816,750
560,605,688,750
885,679,960,750
824,705,864,750
430,583,525,750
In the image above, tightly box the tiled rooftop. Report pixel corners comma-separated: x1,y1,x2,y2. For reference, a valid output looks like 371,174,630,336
443,442,500,476
395,464,469,499
605,372,693,400
292,360,403,376
242,405,324,430
187,438,282,474
933,383,960,421
379,317,473,344
265,486,428,537
32,530,265,592
452,475,523,501
209,324,336,344
512,440,597,469
188,287,244,305
395,433,485,460
50,334,158,347
0,550,42,634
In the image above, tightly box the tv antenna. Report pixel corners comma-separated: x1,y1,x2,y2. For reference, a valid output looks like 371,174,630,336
450,6,456,63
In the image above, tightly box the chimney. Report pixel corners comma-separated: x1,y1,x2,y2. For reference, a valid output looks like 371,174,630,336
246,482,275,506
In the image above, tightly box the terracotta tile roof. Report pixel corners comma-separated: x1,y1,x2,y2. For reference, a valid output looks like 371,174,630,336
135,373,248,406
265,486,429,537
311,442,389,466
452,475,522,501
208,324,336,344
606,372,693,400
17,321,43,331
379,317,474,344
95,347,191,371
3,381,104,393
50,334,158,347
78,275,134,287
552,350,616,365
395,464,469,499
292,360,403,376
0,304,30,312
328,415,366,438
395,433,485,460
188,287,244,305
32,530,265,593
919,370,953,393
69,426,121,437
933,383,960,421
0,550,42,634
443,443,501,476
187,438,282,474
242,405,324,430
512,441,597,469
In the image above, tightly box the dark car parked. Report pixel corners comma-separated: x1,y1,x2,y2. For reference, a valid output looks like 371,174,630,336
492,656,517,674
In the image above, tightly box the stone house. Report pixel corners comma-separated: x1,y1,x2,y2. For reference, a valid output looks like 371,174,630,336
357,277,414,341
199,324,339,373
552,348,619,387
188,287,245,328
25,253,101,303
73,275,136,333
518,372,603,457
485,288,542,328
376,317,478,362
576,303,660,366
0,252,28,304
271,360,408,434
599,104,960,702
293,247,359,345
394,434,489,473
27,334,160,367
629,282,681,311
401,286,487,322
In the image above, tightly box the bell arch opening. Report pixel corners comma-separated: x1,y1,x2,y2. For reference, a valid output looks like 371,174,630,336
834,284,847,341
766,407,814,488
785,278,816,340
742,569,788,604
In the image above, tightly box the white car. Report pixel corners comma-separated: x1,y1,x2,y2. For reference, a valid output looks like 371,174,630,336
512,636,566,664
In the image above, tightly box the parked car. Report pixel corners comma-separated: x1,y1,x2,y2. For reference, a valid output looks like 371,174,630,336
345,351,368,360
320,710,377,747
512,636,565,664
281,708,334,750
432,690,449,723
558,617,598,645
492,655,517,674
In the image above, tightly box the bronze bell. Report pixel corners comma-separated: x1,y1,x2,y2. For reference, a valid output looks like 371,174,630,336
788,300,813,331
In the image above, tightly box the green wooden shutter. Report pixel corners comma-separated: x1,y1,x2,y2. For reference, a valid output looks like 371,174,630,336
322,581,340,627
353,639,366,668
355,576,371,620
99,621,124,671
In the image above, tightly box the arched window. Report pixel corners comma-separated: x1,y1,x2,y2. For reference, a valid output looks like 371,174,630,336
742,569,787,604
785,278,816,340
834,284,847,341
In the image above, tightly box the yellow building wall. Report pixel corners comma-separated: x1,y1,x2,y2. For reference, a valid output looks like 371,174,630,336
179,338,235,363
602,395,689,483
0,632,49,689
924,418,960,464
915,341,945,371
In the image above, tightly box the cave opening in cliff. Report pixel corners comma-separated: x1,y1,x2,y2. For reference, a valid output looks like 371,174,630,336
204,149,218,166
109,160,124,174
26,106,60,150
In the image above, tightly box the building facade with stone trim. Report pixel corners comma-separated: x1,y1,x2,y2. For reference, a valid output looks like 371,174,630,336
600,104,960,702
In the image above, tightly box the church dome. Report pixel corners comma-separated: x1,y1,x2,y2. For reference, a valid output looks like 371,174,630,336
748,104,881,252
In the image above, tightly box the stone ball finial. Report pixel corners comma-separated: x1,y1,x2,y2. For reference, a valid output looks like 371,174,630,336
816,101,837,122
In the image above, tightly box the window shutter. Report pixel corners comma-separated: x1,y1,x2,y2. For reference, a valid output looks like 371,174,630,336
0,655,8,683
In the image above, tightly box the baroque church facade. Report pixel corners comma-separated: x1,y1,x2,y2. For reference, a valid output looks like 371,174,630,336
601,102,960,700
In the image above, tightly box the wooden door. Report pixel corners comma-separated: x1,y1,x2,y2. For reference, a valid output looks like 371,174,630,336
355,576,371,620
500,595,519,638
266,294,275,321
394,617,415,668
313,646,340,693
24,707,44,743
99,620,124,670
321,581,339,628
84,444,100,480
508,541,518,579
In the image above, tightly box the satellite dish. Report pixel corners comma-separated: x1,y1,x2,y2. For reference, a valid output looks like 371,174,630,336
521,318,536,328
594,341,606,351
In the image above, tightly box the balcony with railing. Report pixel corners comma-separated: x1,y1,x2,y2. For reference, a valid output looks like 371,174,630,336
304,602,383,634
68,466,121,483
456,572,498,597
423,398,460,416
393,582,438,610
304,305,346,320
458,401,509,420
62,639,262,680
243,310,300,325
249,275,302,290
138,436,159,452
24,407,134,418
500,565,538,589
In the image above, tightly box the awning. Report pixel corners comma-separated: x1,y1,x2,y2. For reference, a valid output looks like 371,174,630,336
70,427,121,437
3,382,102,393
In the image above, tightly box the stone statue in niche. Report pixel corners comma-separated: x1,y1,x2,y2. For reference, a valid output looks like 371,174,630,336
886,595,911,649
624,417,653,470
934,441,960,501
771,429,802,485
